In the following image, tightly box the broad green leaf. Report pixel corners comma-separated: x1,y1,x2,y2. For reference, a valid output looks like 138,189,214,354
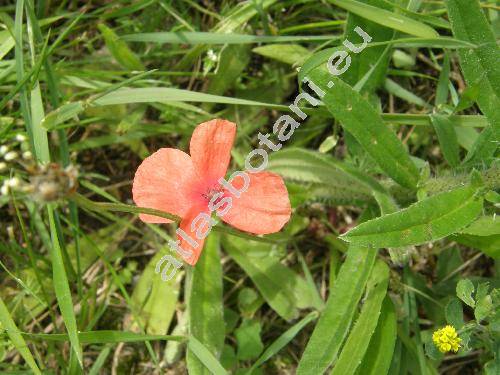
222,235,317,320
207,44,250,96
298,38,475,85
329,0,439,38
456,279,475,308
187,234,225,375
474,283,493,322
187,336,228,375
296,245,377,375
446,0,500,143
342,186,483,247
356,297,397,375
308,71,419,189
460,216,500,237
430,114,460,167
131,250,181,334
252,44,311,65
445,298,464,329
235,319,264,361
331,261,389,375
0,296,41,374
463,126,497,167
98,24,144,70
455,233,500,259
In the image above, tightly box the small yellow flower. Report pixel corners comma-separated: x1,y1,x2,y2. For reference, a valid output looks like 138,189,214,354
432,325,461,353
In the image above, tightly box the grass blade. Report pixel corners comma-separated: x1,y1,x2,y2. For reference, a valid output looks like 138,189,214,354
247,311,319,374
47,204,83,366
329,0,439,38
122,31,339,44
188,336,228,375
0,296,41,374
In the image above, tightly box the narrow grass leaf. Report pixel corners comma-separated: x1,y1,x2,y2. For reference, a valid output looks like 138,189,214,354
247,311,319,374
342,186,483,247
0,296,41,374
329,0,439,38
252,44,311,65
22,331,184,343
331,261,389,375
47,205,83,366
92,87,283,108
122,31,338,44
187,233,225,375
296,245,377,375
188,336,228,375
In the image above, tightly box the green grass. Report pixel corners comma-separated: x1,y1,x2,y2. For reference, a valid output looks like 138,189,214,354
0,0,499,373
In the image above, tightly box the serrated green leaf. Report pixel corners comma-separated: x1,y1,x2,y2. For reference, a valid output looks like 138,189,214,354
342,186,483,247
297,245,377,375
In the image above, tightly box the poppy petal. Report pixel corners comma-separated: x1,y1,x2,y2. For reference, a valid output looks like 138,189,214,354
221,171,291,234
190,119,236,186
178,204,215,265
132,148,202,223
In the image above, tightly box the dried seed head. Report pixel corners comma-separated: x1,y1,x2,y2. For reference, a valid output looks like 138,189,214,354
29,163,79,202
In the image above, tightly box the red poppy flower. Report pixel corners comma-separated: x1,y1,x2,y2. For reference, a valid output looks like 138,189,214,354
132,119,291,265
